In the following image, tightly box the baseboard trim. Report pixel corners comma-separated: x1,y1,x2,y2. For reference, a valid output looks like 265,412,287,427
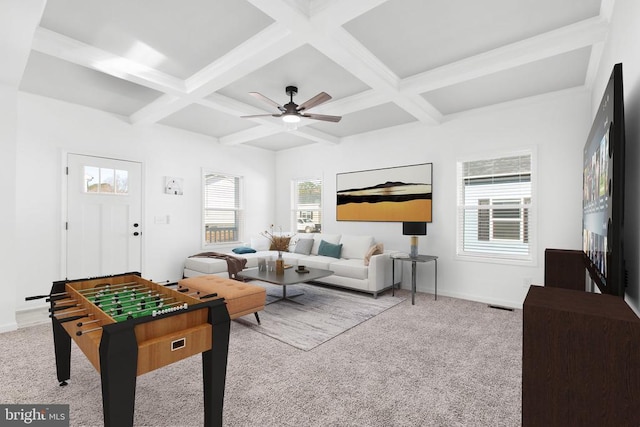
15,306,49,329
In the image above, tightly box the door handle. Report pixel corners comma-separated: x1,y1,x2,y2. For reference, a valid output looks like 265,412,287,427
133,232,140,236
133,223,139,227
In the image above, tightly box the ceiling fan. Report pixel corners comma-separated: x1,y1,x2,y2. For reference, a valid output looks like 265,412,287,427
241,86,342,124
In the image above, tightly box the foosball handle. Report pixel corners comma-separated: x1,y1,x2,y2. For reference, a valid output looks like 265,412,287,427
25,294,49,301
200,293,218,299
58,315,87,324
178,288,189,293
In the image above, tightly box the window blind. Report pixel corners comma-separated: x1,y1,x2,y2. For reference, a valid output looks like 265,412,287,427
292,178,322,233
203,172,243,244
457,154,533,260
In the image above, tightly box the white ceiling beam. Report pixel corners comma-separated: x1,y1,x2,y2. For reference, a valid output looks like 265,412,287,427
131,23,303,125
310,0,391,26
0,0,46,86
401,16,609,95
32,27,186,95
249,0,441,124
313,28,441,124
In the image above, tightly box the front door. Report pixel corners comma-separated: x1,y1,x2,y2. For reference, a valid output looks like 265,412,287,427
66,154,142,279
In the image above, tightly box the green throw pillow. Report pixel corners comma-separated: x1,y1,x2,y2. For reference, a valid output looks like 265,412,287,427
318,240,342,259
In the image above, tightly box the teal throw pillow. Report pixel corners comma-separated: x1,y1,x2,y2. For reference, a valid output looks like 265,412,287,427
232,247,256,254
318,240,342,259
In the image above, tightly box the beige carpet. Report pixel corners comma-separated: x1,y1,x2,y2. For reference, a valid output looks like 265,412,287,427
237,281,405,351
0,289,522,426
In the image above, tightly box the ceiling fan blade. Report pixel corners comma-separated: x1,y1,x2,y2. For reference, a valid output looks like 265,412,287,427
240,114,282,119
249,92,286,112
297,92,332,112
301,113,342,123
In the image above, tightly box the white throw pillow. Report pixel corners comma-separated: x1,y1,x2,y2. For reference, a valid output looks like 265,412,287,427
250,236,271,251
339,235,374,260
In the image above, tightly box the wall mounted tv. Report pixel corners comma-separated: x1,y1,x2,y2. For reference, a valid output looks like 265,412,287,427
582,62,626,297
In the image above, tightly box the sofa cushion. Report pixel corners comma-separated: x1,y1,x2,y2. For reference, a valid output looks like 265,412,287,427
302,255,339,270
293,238,314,255
339,235,374,260
318,240,342,258
330,259,369,280
311,234,341,255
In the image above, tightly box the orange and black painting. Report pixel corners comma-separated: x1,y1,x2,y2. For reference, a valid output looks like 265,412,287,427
336,163,432,222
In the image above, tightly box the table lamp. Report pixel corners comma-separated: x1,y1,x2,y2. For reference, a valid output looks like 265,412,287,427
402,222,427,258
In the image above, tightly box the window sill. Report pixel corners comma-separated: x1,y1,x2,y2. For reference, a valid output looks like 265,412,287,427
456,252,536,267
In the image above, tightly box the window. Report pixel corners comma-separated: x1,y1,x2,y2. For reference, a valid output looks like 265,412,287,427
292,179,322,234
84,166,129,194
203,171,243,245
457,153,533,261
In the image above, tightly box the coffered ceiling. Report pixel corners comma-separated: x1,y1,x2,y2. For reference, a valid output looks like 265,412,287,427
15,0,611,151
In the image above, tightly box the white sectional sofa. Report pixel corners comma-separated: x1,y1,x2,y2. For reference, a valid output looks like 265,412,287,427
183,233,399,298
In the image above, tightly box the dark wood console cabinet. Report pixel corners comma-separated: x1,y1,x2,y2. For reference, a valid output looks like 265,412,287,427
523,286,640,426
544,248,585,290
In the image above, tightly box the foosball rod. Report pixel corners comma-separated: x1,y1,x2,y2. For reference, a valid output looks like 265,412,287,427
24,291,68,301
76,283,147,297
96,294,172,312
175,287,219,300
49,302,80,312
51,307,87,318
103,297,180,318
199,293,219,299
76,301,188,335
77,317,99,327
74,281,141,295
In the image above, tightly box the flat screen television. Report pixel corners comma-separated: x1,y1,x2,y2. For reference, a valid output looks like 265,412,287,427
582,63,626,297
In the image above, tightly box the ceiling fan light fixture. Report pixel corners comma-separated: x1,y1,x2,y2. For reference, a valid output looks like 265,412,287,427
282,113,301,123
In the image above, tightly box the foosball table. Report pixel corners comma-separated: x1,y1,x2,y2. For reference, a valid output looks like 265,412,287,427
29,272,231,427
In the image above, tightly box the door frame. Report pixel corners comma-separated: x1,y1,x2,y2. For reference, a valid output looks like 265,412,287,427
60,151,145,279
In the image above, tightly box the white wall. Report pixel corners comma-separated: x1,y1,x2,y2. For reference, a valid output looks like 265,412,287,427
12,93,275,320
591,0,640,313
276,90,590,308
0,84,18,332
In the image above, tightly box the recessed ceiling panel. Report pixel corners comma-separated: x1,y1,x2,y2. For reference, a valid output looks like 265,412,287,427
344,0,601,78
421,47,592,115
243,132,316,151
19,51,162,116
39,0,274,79
215,44,370,115
159,104,257,138
308,103,417,137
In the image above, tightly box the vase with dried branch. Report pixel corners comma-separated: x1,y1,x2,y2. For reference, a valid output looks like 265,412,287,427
260,225,294,259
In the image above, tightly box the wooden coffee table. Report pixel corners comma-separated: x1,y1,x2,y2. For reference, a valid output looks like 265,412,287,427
238,267,333,304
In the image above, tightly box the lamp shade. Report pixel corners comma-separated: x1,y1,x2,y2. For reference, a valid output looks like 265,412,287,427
403,222,427,236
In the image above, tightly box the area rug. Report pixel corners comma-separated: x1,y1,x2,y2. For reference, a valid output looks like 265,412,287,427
235,282,405,351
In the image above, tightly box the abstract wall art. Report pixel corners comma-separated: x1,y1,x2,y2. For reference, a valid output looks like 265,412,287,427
336,163,432,222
